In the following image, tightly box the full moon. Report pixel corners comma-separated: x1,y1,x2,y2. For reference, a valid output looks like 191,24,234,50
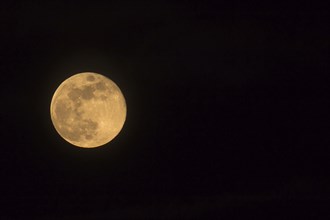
50,72,126,148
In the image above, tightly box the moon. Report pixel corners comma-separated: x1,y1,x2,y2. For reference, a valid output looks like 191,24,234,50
50,72,126,148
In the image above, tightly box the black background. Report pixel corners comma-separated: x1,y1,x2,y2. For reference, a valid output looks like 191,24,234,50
1,0,330,219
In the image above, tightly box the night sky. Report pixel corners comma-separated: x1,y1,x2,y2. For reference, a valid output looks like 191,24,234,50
1,1,330,219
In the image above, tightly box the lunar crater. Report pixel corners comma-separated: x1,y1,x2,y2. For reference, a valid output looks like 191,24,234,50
86,75,95,81
81,85,96,100
95,82,106,91
68,88,82,101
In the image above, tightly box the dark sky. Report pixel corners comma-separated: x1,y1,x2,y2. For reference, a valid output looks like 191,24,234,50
1,0,330,218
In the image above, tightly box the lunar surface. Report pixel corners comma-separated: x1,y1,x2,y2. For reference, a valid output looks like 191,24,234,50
50,72,126,148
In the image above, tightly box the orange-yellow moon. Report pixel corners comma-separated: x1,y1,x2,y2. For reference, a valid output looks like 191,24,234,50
50,72,126,148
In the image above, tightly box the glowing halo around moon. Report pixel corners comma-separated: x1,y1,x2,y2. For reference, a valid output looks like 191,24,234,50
50,72,126,148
